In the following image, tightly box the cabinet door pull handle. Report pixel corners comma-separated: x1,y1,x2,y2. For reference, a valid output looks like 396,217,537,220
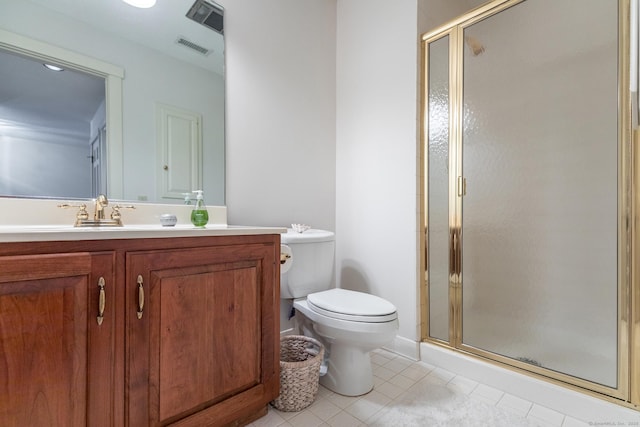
97,277,106,325
136,275,145,319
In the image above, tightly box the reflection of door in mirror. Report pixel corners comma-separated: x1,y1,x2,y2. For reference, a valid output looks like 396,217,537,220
0,47,106,199
156,103,202,201
90,125,107,198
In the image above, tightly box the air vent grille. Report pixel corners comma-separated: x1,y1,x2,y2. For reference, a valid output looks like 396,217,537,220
175,37,211,56
186,0,224,34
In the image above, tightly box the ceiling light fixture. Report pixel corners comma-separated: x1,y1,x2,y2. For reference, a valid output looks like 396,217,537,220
43,64,64,72
122,0,156,8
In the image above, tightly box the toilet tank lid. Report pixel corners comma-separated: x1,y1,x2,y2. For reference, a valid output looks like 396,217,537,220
281,228,335,244
307,288,397,317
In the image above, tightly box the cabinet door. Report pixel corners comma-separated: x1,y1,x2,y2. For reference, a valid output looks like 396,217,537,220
0,252,116,427
126,242,278,427
87,252,119,427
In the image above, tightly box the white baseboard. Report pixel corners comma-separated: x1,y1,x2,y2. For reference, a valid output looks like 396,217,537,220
280,327,296,337
383,335,420,361
420,342,638,423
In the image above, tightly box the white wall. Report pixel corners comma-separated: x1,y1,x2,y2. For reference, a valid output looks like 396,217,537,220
219,0,337,333
222,0,425,353
0,136,89,197
221,0,337,232
336,0,421,354
419,0,486,35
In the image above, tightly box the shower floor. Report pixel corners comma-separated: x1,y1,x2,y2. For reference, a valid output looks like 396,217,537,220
462,310,617,388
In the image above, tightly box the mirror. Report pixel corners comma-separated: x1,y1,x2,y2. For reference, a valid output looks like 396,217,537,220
0,0,225,205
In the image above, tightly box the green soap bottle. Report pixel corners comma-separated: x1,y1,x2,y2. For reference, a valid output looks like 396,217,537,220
190,190,209,227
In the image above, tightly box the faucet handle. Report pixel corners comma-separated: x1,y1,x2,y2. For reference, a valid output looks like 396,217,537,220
111,204,136,221
58,203,89,223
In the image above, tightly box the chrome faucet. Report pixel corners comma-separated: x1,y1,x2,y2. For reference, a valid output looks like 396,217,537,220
58,194,135,227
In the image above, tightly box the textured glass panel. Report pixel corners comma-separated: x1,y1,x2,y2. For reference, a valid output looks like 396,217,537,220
428,35,450,342
461,0,618,387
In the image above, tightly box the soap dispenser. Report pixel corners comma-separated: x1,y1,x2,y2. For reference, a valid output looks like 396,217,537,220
190,190,209,227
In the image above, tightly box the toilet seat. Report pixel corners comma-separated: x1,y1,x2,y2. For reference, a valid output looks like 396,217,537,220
307,289,397,323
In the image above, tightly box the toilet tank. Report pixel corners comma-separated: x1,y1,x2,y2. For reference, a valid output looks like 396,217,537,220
280,229,335,299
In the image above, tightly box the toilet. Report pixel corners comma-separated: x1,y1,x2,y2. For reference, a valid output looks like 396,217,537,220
281,228,399,396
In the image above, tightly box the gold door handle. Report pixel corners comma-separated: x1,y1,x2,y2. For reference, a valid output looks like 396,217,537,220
136,275,145,319
97,277,106,325
457,176,467,197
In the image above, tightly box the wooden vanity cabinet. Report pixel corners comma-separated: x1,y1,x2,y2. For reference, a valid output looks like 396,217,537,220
126,239,280,426
0,234,280,427
0,250,117,427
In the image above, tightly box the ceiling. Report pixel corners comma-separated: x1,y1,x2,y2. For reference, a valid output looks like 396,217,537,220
27,0,224,74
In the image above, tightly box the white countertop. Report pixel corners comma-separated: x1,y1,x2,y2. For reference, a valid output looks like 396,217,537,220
0,224,287,243
0,197,286,242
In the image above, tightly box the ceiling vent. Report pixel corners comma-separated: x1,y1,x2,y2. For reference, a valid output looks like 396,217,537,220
186,0,224,35
175,36,211,56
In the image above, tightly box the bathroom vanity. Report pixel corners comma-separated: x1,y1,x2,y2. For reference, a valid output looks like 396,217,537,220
0,226,282,426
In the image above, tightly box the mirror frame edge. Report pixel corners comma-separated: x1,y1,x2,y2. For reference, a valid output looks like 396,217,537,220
106,74,123,199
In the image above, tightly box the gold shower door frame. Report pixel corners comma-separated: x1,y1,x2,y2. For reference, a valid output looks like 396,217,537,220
419,0,639,409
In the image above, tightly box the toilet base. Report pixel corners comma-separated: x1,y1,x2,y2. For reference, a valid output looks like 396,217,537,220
292,297,398,397
319,344,374,396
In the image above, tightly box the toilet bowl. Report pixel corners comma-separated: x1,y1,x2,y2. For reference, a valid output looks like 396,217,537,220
281,229,399,396
293,288,398,396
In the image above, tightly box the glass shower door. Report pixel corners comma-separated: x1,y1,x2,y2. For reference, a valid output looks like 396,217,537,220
426,34,451,343
460,0,620,388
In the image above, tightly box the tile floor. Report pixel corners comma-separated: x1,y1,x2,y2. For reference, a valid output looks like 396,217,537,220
249,348,593,427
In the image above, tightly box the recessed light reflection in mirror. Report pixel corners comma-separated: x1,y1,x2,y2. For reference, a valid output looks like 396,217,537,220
43,63,64,72
122,0,157,9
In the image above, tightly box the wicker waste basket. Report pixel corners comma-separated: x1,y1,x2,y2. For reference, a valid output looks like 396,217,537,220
271,335,325,412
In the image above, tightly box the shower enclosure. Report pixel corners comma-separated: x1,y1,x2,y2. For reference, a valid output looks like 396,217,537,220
421,0,639,408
